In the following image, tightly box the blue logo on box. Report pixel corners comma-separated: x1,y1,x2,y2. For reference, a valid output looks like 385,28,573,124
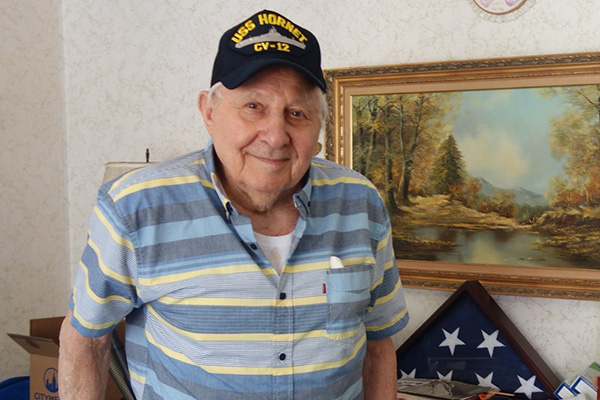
43,368,59,393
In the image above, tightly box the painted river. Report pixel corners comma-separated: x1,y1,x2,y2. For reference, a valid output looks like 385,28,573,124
413,226,597,269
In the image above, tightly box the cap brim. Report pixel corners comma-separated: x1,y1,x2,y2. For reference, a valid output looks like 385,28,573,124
218,58,326,91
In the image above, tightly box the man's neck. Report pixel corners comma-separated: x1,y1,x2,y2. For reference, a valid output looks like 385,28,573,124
228,191,298,236
248,204,299,236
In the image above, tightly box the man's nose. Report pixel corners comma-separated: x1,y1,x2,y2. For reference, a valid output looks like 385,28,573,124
260,112,289,148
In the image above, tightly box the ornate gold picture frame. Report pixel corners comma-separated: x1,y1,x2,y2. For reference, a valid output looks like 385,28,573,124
325,52,600,300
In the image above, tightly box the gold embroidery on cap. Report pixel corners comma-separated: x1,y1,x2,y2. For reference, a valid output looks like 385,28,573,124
230,19,257,44
257,13,308,43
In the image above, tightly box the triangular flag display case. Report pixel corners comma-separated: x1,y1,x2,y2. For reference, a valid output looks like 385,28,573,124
396,281,561,399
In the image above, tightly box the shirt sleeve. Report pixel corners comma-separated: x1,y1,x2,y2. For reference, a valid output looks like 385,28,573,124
364,210,409,341
69,186,139,337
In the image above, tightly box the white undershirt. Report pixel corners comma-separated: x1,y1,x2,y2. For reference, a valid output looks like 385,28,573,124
254,231,294,274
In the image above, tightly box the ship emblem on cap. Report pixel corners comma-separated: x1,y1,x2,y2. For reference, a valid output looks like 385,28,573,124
235,26,307,50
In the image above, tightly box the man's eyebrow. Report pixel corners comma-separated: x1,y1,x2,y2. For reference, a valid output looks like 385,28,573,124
231,87,268,100
232,85,316,107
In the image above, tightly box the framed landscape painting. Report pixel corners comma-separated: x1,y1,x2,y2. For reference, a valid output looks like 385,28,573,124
325,52,600,300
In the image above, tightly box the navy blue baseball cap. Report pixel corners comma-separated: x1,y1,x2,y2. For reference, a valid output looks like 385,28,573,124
210,10,326,91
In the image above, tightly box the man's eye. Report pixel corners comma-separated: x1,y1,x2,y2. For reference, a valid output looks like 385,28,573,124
290,110,305,118
246,103,259,109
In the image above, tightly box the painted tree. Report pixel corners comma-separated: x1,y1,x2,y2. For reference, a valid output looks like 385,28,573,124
395,93,428,205
381,99,402,210
541,85,600,208
547,175,586,209
352,95,402,210
352,92,460,209
352,96,381,176
490,190,517,218
430,134,466,195
450,177,482,209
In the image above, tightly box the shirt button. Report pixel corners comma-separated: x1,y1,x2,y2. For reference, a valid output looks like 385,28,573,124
249,243,257,250
279,353,286,361
279,292,287,300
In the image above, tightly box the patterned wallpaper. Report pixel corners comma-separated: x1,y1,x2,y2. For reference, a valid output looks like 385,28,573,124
1,0,71,380
2,0,599,382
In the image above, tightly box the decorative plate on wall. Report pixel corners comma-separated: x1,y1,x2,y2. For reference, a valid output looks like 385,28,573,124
471,0,534,21
473,0,528,15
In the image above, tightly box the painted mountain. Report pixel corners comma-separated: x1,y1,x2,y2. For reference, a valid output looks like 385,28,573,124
477,177,548,207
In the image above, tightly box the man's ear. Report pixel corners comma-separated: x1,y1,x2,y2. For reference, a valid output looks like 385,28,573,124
198,90,213,131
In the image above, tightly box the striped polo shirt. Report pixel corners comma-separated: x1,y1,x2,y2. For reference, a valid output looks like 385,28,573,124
70,142,409,400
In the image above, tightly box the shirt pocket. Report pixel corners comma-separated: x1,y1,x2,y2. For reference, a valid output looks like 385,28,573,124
325,264,372,339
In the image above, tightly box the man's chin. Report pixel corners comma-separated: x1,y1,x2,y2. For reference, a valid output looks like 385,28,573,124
245,190,282,212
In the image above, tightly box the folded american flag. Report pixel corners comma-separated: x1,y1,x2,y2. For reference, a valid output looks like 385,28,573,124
396,281,560,400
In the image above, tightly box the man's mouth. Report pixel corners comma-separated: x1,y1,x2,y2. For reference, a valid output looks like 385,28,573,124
253,155,289,165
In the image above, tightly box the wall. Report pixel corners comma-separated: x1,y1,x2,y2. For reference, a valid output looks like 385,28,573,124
1,0,599,382
0,0,70,379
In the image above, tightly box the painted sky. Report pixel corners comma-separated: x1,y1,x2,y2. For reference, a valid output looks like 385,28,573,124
450,87,568,195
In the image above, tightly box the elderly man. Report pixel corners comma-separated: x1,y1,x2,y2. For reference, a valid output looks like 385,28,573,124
59,9,408,400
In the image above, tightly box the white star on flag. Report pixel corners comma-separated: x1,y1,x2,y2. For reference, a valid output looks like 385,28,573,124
476,372,499,390
515,375,543,399
400,369,416,378
437,371,453,381
478,329,505,357
439,327,465,355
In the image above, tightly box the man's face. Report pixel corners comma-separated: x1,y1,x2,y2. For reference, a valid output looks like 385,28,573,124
200,66,322,212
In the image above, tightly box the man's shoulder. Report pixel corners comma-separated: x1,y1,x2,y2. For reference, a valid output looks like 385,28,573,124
101,149,211,202
310,157,377,190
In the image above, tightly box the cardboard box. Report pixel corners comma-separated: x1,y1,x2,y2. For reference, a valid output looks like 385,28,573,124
9,316,126,400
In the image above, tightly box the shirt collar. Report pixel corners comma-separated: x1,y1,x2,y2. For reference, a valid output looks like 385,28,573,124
293,168,313,218
204,141,233,216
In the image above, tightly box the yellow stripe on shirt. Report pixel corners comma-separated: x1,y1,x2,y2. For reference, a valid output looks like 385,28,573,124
71,287,124,331
312,176,376,190
112,175,215,202
145,327,366,376
376,230,391,252
157,295,326,307
87,237,136,285
372,277,402,307
138,263,276,286
79,260,132,305
365,307,408,333
93,206,134,251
